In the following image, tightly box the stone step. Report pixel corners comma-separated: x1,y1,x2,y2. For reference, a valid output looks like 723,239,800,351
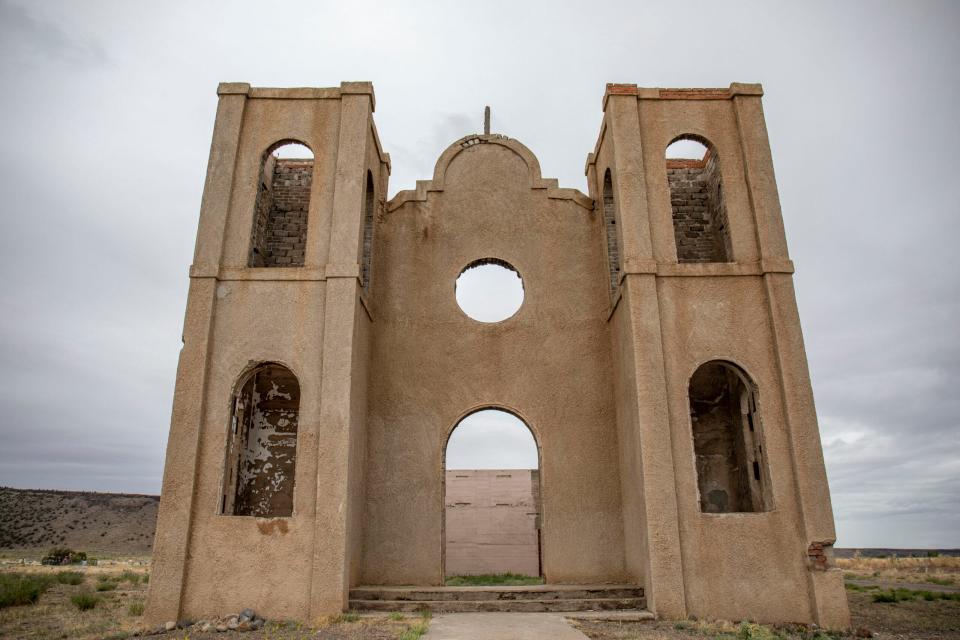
349,584,644,603
348,596,647,613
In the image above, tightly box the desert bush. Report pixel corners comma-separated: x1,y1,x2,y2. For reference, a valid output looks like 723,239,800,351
71,592,99,611
0,573,54,608
41,547,86,565
128,601,145,616
55,571,84,585
389,612,404,621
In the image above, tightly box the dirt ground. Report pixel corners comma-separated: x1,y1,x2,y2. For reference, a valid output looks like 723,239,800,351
3,560,960,640
572,592,960,640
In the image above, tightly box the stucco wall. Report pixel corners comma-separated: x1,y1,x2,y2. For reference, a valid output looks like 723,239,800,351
361,137,627,586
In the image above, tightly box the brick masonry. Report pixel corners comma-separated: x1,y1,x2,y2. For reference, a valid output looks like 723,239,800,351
444,469,541,577
667,151,731,263
250,157,312,267
602,172,620,295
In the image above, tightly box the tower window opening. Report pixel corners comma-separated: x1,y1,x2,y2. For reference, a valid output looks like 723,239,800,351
666,136,732,263
249,141,313,267
689,361,770,513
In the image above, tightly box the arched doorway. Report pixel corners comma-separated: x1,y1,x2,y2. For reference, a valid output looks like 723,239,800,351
442,408,542,582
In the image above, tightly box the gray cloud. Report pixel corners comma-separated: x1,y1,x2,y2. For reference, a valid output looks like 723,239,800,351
0,0,956,547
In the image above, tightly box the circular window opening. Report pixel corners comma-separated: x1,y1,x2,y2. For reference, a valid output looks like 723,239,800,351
455,259,524,323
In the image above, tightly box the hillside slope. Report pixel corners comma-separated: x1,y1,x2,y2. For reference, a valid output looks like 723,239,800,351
0,486,157,556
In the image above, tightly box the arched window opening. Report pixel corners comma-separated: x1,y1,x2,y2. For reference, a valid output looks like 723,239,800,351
221,363,300,517
443,409,542,581
666,136,731,263
249,141,313,267
688,361,769,513
602,169,620,295
361,171,376,292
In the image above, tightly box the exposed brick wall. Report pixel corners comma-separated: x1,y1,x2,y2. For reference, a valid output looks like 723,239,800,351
807,541,835,570
602,172,620,294
444,469,541,577
667,152,731,263
361,172,375,291
250,158,312,267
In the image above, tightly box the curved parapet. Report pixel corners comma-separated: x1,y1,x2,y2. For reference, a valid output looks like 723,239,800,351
387,134,593,212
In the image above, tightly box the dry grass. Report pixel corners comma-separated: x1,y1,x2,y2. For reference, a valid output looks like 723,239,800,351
836,555,960,585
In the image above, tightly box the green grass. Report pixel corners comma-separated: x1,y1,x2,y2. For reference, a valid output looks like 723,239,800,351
389,612,404,621
0,573,55,608
444,573,543,586
872,587,960,603
118,571,140,585
71,591,100,611
55,571,85,585
844,582,879,592
927,577,955,586
333,612,360,623
128,601,145,616
95,581,117,592
399,621,429,640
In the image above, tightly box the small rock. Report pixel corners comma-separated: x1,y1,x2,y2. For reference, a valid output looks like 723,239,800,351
215,624,228,632
250,618,265,630
201,623,212,632
227,618,239,630
176,619,193,629
855,626,873,638
237,621,250,631
239,608,256,622
164,621,176,632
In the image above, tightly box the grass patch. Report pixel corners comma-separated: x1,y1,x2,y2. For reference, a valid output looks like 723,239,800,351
118,571,140,585
444,573,543,586
56,571,85,585
399,621,429,640
128,601,145,616
845,582,878,592
928,577,955,586
389,612,404,621
872,587,960,603
0,573,55,608
95,581,117,592
71,591,100,611
333,612,360,623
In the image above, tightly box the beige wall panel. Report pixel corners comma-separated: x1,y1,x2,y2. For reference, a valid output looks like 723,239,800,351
362,140,627,586
658,276,812,622
637,100,761,265
179,280,326,621
221,99,342,268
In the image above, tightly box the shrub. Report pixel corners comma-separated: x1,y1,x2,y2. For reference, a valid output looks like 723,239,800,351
128,601,145,616
141,573,149,584
389,612,404,621
0,573,54,608
41,547,86,565
71,592,99,611
335,612,360,623
95,581,117,592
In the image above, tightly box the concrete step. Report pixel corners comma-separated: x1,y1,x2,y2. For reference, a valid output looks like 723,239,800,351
350,584,644,603
348,596,647,613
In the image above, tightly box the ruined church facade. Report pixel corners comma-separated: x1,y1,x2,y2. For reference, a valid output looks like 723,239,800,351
146,81,849,628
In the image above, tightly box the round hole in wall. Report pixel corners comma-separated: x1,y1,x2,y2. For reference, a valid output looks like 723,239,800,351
455,259,524,323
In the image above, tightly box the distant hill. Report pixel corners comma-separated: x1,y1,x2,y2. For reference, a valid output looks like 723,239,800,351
0,486,158,556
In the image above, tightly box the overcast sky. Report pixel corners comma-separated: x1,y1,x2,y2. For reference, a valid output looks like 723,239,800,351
0,1,957,549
